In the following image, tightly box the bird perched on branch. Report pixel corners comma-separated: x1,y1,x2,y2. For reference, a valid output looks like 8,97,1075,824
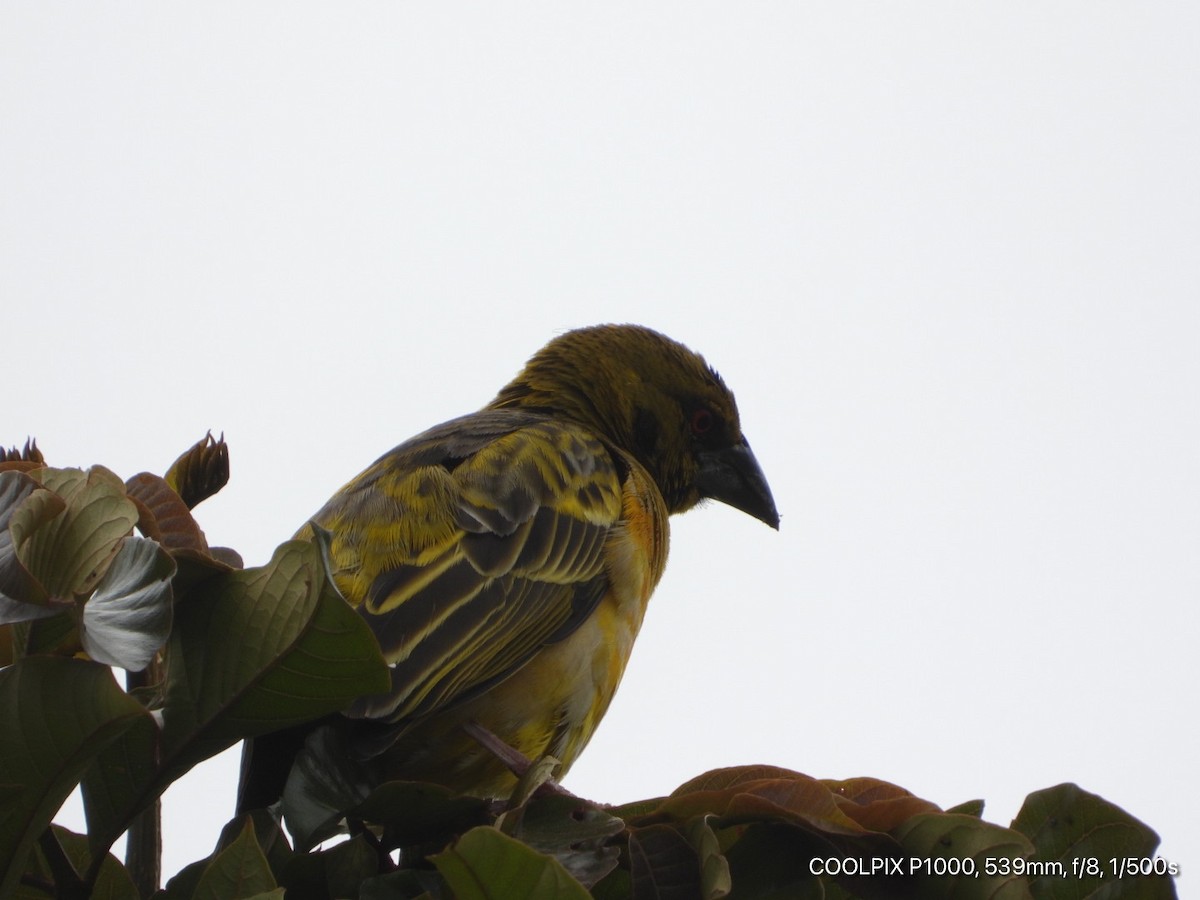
238,324,778,811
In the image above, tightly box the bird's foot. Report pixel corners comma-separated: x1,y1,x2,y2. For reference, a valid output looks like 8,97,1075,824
460,720,574,805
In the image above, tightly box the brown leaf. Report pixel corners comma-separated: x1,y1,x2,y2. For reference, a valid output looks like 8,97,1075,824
672,765,807,796
165,432,230,510
125,472,209,554
822,777,941,832
628,824,701,900
659,772,866,837
0,439,44,468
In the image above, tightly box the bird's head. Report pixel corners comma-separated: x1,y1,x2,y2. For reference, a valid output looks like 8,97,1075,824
489,324,779,528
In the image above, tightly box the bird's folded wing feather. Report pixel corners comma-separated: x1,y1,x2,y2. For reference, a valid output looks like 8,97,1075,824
306,410,624,723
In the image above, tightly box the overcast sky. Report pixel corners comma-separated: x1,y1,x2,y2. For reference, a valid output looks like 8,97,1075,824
4,2,1197,880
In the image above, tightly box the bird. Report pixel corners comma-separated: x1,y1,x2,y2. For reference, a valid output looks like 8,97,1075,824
238,324,778,812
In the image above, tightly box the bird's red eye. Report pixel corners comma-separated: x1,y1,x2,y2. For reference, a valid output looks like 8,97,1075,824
690,408,714,435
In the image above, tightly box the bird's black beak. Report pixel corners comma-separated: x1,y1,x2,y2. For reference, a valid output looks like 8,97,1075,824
696,438,780,529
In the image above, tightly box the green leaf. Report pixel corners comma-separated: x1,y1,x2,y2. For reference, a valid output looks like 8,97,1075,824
508,792,623,889
21,467,139,598
319,835,382,896
0,657,149,899
159,538,389,784
606,795,668,823
502,752,561,812
432,826,591,900
1011,783,1176,899
159,857,210,900
0,471,57,615
352,779,492,849
279,834,380,899
685,815,732,900
80,712,160,862
81,536,176,670
155,815,289,900
191,819,278,900
892,812,1035,900
169,545,241,597
49,824,140,900
11,824,141,900
214,811,296,886
360,868,447,900
10,609,79,656
946,799,986,818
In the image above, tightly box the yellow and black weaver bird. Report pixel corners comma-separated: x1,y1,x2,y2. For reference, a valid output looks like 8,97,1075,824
238,324,778,811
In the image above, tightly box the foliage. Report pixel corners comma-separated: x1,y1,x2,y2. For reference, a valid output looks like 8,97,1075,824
0,438,1179,899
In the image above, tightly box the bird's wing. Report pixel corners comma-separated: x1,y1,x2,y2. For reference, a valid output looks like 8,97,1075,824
307,410,625,724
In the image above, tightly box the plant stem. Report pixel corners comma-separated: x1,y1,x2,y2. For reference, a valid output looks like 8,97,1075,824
124,663,162,897
37,829,88,900
126,797,162,898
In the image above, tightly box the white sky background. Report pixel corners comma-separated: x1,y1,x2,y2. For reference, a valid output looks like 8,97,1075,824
4,1,1197,880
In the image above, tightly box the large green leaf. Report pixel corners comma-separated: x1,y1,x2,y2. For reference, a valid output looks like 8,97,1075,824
81,535,176,670
1012,783,1177,899
0,657,149,898
892,812,1035,900
80,711,160,863
159,538,389,783
432,826,591,900
20,467,139,599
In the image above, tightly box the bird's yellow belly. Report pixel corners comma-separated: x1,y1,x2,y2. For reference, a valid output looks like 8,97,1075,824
373,594,642,796
373,507,665,798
